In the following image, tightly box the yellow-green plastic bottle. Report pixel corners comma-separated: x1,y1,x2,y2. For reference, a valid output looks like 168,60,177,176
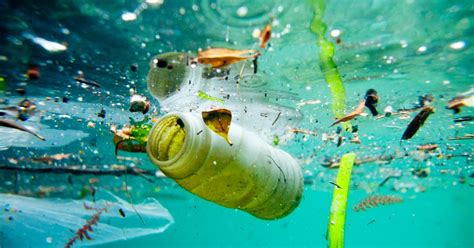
147,112,304,220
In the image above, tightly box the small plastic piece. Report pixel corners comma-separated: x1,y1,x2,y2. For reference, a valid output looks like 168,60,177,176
147,53,190,101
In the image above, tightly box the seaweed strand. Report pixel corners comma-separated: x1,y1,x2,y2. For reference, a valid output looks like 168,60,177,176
65,203,110,248
327,152,356,248
310,0,350,131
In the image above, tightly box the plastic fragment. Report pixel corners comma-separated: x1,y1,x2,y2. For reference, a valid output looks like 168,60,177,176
0,191,173,247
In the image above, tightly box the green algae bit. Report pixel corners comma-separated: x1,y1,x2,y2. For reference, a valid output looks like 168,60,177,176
130,124,151,146
310,0,350,131
198,90,225,104
327,152,356,248
129,117,152,146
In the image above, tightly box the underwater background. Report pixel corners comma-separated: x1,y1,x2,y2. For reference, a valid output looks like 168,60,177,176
0,0,473,247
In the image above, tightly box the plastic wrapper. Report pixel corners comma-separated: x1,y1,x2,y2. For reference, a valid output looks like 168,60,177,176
0,191,174,247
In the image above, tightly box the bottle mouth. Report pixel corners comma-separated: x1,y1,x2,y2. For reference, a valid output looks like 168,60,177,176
147,112,212,179
147,115,187,163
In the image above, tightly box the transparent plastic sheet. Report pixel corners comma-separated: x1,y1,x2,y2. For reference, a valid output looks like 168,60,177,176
0,191,174,247
147,53,303,144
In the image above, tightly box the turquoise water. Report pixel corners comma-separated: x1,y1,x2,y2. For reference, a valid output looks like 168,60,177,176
0,0,473,247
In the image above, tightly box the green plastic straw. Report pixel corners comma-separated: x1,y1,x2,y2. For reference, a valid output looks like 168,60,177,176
327,152,356,248
310,0,350,131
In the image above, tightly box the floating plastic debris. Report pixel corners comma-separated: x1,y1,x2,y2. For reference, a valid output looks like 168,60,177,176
147,112,303,219
87,121,95,128
416,144,438,151
121,12,137,21
417,45,427,53
289,128,317,136
1,99,37,121
296,99,322,108
147,52,190,101
122,1,161,22
0,119,45,141
97,108,106,118
330,29,341,38
0,191,173,247
25,65,40,80
449,41,465,50
129,94,150,114
447,87,474,113
412,167,430,178
453,116,473,123
146,0,164,5
146,52,302,142
74,71,102,88
23,33,67,52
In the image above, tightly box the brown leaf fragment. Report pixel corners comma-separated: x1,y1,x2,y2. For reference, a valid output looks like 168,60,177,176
202,108,233,145
259,23,272,48
401,106,434,140
330,100,366,127
416,144,438,151
197,48,260,68
447,95,474,114
110,125,146,154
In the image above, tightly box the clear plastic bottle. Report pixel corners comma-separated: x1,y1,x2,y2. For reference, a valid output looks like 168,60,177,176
146,52,302,143
147,112,304,220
